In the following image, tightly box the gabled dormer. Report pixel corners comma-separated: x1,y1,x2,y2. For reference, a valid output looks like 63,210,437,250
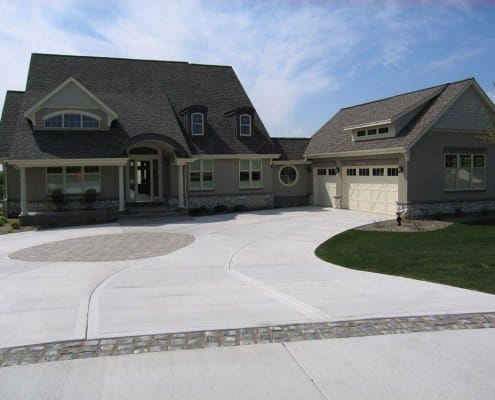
23,77,118,130
179,105,208,136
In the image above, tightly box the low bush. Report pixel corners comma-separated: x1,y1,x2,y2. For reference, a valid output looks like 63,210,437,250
83,189,98,210
9,219,21,229
233,204,245,212
0,215,7,226
189,206,207,215
214,204,227,213
454,208,463,217
51,190,67,211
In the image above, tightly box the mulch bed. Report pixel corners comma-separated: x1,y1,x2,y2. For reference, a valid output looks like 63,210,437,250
356,219,453,232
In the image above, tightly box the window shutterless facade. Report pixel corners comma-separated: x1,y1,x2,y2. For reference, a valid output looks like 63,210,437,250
43,111,100,129
444,154,486,191
239,114,251,136
191,113,204,135
46,166,102,194
239,159,262,189
189,160,214,190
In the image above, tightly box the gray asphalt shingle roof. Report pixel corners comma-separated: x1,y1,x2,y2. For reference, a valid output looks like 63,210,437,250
0,91,24,158
305,79,473,156
271,138,310,161
1,53,276,160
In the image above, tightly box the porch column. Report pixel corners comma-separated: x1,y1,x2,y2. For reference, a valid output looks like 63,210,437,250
177,162,185,209
19,167,28,216
118,164,125,212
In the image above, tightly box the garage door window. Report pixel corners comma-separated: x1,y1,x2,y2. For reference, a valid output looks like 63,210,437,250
346,168,357,176
317,168,327,175
372,168,384,176
387,167,399,176
359,168,370,176
328,168,337,176
279,165,298,186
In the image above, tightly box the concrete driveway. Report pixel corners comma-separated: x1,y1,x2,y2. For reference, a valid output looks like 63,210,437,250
1,207,495,348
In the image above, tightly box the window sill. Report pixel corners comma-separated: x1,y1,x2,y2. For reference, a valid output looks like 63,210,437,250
189,189,215,193
444,188,486,193
238,187,263,191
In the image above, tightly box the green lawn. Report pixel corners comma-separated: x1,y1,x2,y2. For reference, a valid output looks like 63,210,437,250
315,222,495,294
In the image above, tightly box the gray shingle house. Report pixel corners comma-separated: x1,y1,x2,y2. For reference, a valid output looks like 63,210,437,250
0,54,311,217
1,54,494,219
306,78,495,217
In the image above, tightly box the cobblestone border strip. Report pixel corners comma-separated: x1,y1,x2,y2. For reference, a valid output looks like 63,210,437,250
1,312,494,367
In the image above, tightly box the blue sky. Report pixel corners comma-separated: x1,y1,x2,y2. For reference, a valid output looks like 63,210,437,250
0,0,494,137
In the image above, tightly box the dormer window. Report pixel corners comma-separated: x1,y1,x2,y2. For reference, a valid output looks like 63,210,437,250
43,111,100,129
240,114,251,136
191,113,204,135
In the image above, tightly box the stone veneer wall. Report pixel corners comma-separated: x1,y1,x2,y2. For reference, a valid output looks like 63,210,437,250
6,200,119,217
187,193,274,210
397,199,495,218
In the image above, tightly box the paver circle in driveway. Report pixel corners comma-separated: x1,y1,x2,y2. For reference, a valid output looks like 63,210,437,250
9,232,195,262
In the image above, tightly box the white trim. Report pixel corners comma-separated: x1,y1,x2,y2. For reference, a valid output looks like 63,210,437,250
343,119,391,131
191,112,205,136
42,110,101,129
278,164,299,187
272,160,311,165
352,125,395,142
305,147,405,159
23,77,118,127
239,114,252,136
194,154,280,160
7,158,128,167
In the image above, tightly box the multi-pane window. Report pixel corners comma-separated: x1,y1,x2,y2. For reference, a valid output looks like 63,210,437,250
328,168,337,176
317,168,327,176
189,160,214,190
367,129,377,136
239,159,262,189
46,166,101,194
355,126,390,138
240,114,251,136
387,167,399,176
357,130,366,137
372,168,385,176
359,168,370,176
279,165,298,186
191,113,204,135
444,154,485,190
346,168,357,176
43,112,100,129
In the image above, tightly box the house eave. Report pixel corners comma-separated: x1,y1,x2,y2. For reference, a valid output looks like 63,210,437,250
5,158,129,167
343,119,391,131
304,147,405,159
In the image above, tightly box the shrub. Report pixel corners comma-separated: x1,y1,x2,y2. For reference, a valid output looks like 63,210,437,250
83,189,98,210
454,208,463,217
50,190,67,211
9,219,21,229
432,212,443,221
233,204,245,212
481,208,489,216
189,206,207,216
0,215,7,226
214,204,227,213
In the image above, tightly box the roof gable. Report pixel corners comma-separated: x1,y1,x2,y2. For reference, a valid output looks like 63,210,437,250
23,77,118,127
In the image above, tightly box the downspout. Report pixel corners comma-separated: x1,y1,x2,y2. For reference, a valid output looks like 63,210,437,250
2,161,8,217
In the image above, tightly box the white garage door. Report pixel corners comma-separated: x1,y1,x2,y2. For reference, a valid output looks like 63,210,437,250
343,166,399,215
314,167,337,207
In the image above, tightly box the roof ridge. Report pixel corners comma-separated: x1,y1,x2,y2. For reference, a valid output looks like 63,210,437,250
30,53,233,69
340,78,474,111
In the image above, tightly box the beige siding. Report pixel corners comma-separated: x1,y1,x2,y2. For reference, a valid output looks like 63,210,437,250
434,86,491,131
44,82,100,108
272,164,311,197
408,130,495,203
187,158,274,196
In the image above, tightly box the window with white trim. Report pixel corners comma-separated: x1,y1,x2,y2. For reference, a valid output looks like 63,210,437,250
317,168,327,176
372,168,385,176
387,167,399,176
46,166,101,194
328,168,337,176
346,168,357,176
239,159,262,189
359,168,370,176
43,111,100,129
240,114,251,136
354,125,390,139
444,154,486,191
279,165,298,186
191,113,204,135
189,160,214,190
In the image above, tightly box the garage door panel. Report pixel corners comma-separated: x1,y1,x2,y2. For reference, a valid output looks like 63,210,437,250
315,170,336,207
343,166,399,216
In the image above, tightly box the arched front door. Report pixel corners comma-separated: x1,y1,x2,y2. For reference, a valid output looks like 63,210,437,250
128,146,161,202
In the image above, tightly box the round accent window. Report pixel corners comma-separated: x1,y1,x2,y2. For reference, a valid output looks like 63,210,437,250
279,165,298,186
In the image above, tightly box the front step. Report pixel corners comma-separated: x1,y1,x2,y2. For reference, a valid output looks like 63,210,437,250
121,204,187,219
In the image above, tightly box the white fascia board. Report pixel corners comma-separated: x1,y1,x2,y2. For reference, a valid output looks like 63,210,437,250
305,147,405,159
7,158,129,167
272,160,311,165
343,120,391,131
23,77,118,126
194,154,281,160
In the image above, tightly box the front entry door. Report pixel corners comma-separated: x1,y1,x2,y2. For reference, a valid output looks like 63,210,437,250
136,160,152,201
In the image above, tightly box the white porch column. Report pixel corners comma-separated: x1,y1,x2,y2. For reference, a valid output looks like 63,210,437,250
177,162,185,209
118,165,125,212
19,167,28,216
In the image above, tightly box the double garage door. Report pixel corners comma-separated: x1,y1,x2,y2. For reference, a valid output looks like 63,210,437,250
315,165,399,215
343,166,399,215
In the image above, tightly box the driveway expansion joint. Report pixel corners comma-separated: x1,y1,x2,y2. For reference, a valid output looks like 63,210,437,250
1,312,494,367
